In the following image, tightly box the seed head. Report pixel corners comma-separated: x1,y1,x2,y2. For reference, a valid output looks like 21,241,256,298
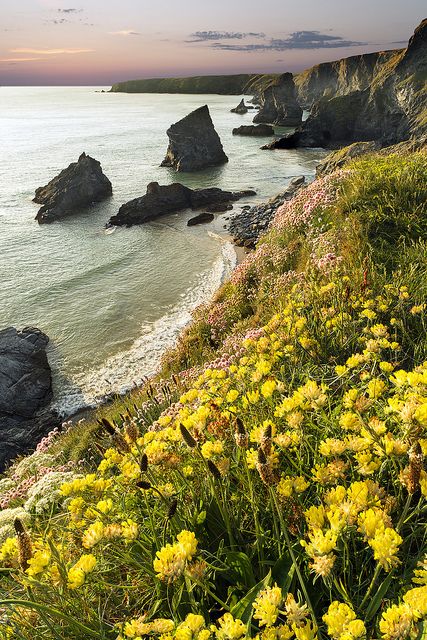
180,424,197,448
14,519,32,572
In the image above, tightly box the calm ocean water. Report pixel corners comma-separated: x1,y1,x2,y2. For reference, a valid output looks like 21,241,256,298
0,86,325,414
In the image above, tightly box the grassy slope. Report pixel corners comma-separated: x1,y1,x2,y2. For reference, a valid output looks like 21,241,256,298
0,152,427,640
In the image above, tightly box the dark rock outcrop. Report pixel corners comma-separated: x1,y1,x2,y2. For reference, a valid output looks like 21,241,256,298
261,137,298,150
280,20,427,149
316,141,381,176
187,213,215,226
231,99,248,114
233,124,274,136
0,327,60,471
229,176,306,248
161,105,228,172
109,182,255,227
34,153,112,224
253,73,302,126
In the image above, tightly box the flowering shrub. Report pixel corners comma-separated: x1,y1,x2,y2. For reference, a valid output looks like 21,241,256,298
0,152,426,640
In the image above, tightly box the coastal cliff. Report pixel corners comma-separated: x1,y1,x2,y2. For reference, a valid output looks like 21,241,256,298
286,18,426,148
110,74,258,94
293,49,402,108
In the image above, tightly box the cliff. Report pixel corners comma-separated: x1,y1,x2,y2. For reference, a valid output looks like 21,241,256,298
110,74,260,94
281,19,427,148
293,49,402,108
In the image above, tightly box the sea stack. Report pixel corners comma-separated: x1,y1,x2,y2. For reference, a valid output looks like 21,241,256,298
161,105,228,172
231,99,248,114
34,152,112,223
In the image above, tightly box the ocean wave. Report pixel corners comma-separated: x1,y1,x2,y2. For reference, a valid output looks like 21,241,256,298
52,240,237,417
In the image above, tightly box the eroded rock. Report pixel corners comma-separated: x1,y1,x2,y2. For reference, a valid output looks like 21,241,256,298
109,182,255,227
0,327,60,471
34,153,112,223
161,105,228,172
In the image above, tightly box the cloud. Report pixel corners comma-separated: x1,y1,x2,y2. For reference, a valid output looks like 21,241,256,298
0,57,43,63
109,30,140,36
212,30,366,51
11,48,93,55
187,30,265,43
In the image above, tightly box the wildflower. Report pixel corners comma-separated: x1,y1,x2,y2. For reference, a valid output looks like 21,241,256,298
153,530,198,582
403,585,427,618
357,508,391,540
215,613,246,640
300,528,338,557
292,621,318,640
323,602,365,640
67,554,97,589
261,379,277,399
253,585,283,627
284,593,308,626
121,519,138,543
379,603,413,640
26,548,51,577
82,521,105,549
309,553,336,577
369,528,402,571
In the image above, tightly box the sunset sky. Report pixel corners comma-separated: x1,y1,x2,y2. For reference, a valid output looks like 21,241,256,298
1,0,425,85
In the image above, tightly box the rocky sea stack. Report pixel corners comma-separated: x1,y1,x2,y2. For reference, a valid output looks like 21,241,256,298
0,327,59,471
34,152,112,224
231,99,248,114
109,182,255,227
161,105,228,172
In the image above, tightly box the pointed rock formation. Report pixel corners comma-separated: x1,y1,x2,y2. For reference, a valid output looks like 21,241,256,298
231,99,248,114
34,153,112,223
161,105,228,172
253,73,302,126
109,182,255,227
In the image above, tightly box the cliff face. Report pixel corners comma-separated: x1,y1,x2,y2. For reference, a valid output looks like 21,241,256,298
252,73,302,126
287,19,427,148
294,50,402,108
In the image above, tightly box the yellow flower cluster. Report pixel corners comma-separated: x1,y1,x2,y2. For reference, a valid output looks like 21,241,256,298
153,530,198,582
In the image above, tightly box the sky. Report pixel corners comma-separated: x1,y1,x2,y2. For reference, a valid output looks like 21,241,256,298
0,0,425,85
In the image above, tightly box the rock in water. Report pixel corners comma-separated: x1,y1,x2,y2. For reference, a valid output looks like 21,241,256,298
0,327,60,471
109,182,255,227
253,73,302,126
34,152,112,223
161,105,228,172
233,124,274,136
187,213,215,226
231,99,248,114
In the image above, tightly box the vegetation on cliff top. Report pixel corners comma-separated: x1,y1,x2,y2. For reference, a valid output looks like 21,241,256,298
0,152,427,640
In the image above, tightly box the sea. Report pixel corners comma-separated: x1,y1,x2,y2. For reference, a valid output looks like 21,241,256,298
0,86,325,416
